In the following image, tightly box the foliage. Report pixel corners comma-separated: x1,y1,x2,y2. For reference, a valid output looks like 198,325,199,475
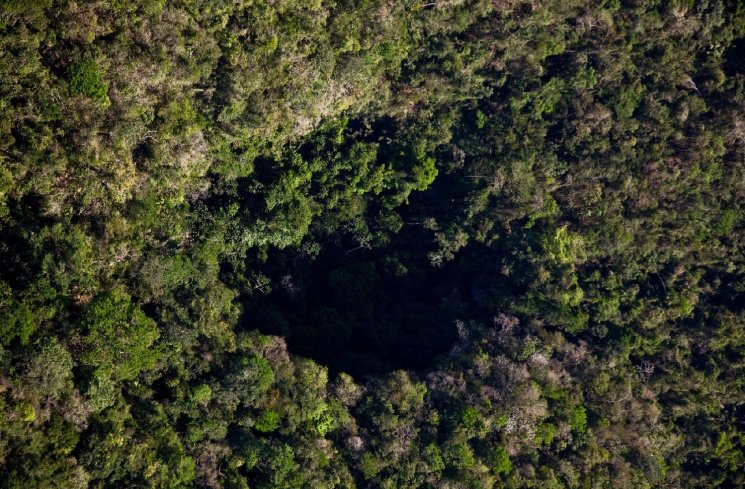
69,56,108,101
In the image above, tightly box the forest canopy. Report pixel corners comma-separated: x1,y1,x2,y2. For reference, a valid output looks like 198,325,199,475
0,0,744,488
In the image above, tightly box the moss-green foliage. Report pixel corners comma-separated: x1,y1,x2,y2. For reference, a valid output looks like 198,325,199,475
489,445,512,476
0,1,743,488
80,290,160,382
69,57,108,100
254,409,280,433
0,298,35,345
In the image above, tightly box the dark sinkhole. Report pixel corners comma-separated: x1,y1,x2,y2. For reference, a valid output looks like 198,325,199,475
240,241,469,378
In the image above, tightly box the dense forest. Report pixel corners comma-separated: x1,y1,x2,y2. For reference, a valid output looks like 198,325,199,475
1,0,744,487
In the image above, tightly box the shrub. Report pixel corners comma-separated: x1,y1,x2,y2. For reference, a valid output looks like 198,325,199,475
69,57,108,100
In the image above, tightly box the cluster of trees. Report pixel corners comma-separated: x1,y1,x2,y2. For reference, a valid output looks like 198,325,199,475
1,0,743,487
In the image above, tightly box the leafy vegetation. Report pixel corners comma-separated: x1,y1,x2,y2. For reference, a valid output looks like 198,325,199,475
0,0,743,488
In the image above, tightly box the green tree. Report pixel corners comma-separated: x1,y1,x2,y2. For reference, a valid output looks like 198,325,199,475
80,290,160,382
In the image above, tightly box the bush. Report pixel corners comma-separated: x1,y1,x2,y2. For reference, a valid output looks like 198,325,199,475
254,409,280,433
69,57,108,100
490,445,512,476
